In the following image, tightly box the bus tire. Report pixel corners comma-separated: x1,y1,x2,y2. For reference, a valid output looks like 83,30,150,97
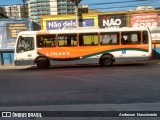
100,55,113,67
36,57,50,69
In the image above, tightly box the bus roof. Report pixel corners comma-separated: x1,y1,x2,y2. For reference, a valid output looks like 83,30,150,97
18,27,149,36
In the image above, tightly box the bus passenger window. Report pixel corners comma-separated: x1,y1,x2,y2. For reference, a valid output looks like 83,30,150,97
38,37,44,47
100,33,119,45
143,31,148,44
37,35,56,48
58,34,77,47
79,33,98,46
121,32,141,45
122,35,129,44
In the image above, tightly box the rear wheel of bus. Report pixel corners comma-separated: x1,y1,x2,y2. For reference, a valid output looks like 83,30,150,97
36,57,50,69
100,55,113,67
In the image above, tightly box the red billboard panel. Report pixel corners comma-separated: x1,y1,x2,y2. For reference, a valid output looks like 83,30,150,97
131,13,159,28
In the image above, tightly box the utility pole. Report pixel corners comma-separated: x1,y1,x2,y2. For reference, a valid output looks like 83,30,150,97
71,0,82,28
9,7,12,17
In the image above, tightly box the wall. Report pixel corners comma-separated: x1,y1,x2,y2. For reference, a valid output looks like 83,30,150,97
0,18,33,65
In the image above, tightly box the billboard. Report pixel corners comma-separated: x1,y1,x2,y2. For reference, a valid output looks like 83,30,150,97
46,19,94,30
41,14,98,30
98,14,127,28
150,27,160,42
131,13,159,28
0,20,32,50
131,13,160,42
6,23,29,39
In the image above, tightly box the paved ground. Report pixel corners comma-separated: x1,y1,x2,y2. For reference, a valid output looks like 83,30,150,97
0,60,160,120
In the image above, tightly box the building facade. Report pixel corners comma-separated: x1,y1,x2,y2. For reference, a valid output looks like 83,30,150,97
136,6,155,10
4,5,23,18
29,0,75,24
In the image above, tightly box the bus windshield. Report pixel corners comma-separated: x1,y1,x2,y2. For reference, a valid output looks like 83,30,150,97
17,36,34,53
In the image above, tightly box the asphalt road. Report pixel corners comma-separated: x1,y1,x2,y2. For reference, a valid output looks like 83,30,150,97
0,61,160,108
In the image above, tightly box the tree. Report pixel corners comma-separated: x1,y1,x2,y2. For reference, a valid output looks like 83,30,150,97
22,0,27,3
72,0,82,6
70,0,82,27
22,0,27,18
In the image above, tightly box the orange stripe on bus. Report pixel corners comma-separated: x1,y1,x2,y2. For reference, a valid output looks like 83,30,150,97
37,45,149,59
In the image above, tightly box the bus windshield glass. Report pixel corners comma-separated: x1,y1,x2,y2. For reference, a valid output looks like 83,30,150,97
17,36,34,53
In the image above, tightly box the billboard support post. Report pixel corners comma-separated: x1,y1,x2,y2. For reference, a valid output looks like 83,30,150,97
75,6,79,28
71,0,82,28
0,52,4,65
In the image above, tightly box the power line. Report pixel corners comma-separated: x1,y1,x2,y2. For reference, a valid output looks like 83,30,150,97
87,0,158,6
87,0,160,11
0,1,159,18
1,3,160,14
0,0,158,7
94,4,160,10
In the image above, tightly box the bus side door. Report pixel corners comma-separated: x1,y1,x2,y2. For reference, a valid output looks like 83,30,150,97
121,32,144,62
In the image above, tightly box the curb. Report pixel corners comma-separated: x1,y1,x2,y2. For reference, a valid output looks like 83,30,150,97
0,65,31,69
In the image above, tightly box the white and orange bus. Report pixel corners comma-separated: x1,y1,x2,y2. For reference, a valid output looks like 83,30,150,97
14,27,152,68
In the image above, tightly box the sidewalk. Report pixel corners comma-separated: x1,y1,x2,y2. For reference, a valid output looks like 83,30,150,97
0,64,31,69
143,59,160,65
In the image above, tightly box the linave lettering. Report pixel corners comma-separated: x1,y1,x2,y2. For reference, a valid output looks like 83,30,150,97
46,52,70,56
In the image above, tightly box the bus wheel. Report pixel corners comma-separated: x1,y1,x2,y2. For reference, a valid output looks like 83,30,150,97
37,57,49,69
100,55,113,67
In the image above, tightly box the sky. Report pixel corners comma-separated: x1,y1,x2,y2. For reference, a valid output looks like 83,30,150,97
0,0,160,12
